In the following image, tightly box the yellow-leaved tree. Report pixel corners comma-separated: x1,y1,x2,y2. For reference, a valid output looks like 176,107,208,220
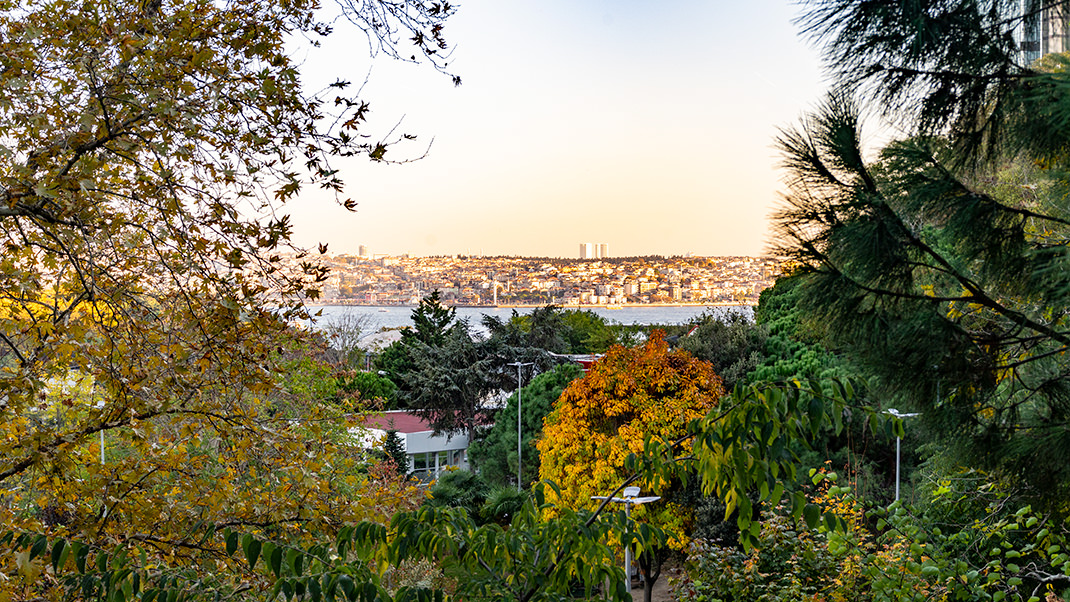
0,0,452,597
538,332,723,599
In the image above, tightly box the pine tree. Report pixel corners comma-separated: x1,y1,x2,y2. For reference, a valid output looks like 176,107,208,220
776,0,1070,495
383,429,408,475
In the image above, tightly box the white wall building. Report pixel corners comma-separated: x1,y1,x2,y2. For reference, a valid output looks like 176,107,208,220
357,411,470,480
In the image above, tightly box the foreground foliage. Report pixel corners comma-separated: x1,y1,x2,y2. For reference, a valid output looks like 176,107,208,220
4,482,651,602
0,0,454,595
676,470,1070,602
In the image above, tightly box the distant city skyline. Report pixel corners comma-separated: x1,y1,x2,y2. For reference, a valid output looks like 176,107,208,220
285,1,829,258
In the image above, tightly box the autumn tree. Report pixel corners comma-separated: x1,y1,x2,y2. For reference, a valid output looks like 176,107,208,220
0,0,455,596
538,332,723,601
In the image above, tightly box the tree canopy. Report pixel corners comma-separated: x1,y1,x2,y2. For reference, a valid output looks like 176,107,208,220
0,0,455,596
538,332,723,550
776,0,1070,496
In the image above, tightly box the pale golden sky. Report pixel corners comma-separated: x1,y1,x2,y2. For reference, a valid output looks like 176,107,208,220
288,0,827,258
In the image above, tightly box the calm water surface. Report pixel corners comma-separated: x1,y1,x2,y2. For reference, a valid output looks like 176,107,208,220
307,304,753,334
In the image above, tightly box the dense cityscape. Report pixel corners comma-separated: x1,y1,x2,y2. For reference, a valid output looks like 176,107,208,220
306,252,780,306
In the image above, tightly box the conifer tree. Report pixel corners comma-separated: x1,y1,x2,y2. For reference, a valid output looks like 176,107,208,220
777,0,1070,494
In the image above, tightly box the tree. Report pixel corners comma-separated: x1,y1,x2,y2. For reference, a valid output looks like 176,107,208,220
468,362,582,488
374,291,460,405
382,429,408,474
481,305,621,354
0,0,455,595
339,370,398,407
675,311,768,391
407,291,456,347
320,312,377,369
401,320,511,440
2,323,428,600
774,0,1070,496
538,332,724,602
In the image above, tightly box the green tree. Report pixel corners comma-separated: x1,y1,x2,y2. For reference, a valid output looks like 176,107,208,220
774,0,1070,495
676,311,768,391
468,363,582,488
408,290,456,347
424,470,490,518
374,290,466,404
748,276,848,384
402,321,512,440
382,429,408,474
482,305,621,354
339,370,397,406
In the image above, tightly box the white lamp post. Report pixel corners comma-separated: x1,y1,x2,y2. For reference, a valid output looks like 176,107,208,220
592,486,661,596
507,361,534,491
887,408,919,502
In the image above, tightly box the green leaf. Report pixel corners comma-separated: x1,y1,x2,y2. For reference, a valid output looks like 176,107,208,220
225,530,239,556
286,547,302,577
29,535,47,560
242,534,261,570
338,574,355,601
51,538,69,573
803,503,820,529
75,542,89,573
269,545,284,578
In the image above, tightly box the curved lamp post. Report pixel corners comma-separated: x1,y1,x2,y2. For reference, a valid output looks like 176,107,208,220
592,486,661,596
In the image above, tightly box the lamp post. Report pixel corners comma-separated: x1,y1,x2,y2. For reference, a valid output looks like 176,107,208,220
887,408,919,502
507,361,534,490
592,486,661,596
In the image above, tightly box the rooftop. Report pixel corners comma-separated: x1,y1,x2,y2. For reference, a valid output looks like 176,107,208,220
360,411,433,434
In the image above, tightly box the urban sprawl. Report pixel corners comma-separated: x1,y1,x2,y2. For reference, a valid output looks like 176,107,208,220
299,252,781,306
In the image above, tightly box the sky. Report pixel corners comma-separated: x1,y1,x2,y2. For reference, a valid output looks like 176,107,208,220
287,1,830,259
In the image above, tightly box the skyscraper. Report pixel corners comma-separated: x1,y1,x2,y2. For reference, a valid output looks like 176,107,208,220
579,243,609,259
1020,1,1069,64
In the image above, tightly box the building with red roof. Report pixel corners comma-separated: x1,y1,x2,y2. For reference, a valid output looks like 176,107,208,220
356,410,470,480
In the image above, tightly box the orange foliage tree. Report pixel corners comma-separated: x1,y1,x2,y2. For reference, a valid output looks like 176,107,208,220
537,332,724,550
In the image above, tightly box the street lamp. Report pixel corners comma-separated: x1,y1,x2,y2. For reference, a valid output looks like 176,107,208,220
507,361,534,491
592,486,661,596
887,408,919,502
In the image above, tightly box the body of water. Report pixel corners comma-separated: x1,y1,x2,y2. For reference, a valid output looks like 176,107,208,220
307,304,753,334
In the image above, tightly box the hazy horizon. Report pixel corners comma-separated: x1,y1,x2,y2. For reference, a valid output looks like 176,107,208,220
286,1,827,259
